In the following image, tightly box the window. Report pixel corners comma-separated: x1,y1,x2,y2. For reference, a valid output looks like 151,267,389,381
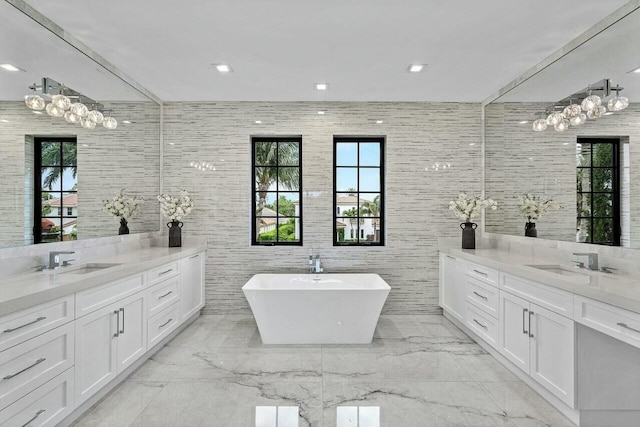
576,137,620,246
252,136,302,245
34,137,78,244
334,137,385,246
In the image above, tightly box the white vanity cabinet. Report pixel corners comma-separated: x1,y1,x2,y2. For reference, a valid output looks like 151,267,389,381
74,289,147,406
179,252,205,322
499,274,576,407
439,253,467,322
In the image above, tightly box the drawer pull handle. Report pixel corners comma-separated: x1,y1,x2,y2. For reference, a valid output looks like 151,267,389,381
522,308,528,335
160,318,173,328
472,291,488,300
3,358,46,380
529,311,535,338
3,316,47,333
472,269,488,276
190,254,199,259
617,322,640,334
159,291,173,299
120,308,125,335
158,269,173,276
114,310,120,338
473,319,487,329
21,409,46,427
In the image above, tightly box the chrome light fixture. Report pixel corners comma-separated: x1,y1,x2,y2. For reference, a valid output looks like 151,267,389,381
607,85,629,111
25,77,119,130
24,86,45,110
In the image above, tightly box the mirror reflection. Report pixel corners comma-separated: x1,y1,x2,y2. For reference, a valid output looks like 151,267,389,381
485,7,640,247
0,1,161,249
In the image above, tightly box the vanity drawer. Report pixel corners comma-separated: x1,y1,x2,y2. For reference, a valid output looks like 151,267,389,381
467,262,499,286
148,276,180,317
0,295,74,353
76,273,145,317
148,302,179,349
0,367,73,427
0,322,74,411
466,277,499,319
465,303,499,349
502,274,573,318
574,295,640,349
148,262,179,285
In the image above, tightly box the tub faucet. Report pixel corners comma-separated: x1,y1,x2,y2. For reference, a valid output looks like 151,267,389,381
49,251,75,269
315,254,324,273
573,252,598,271
308,248,314,273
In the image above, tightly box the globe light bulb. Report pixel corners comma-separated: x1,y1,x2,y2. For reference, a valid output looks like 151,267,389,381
87,109,104,124
25,92,45,110
51,94,71,110
554,119,570,132
532,119,547,131
546,111,563,126
70,102,88,117
81,117,96,129
46,103,65,117
570,113,587,126
607,95,629,112
102,116,117,129
64,111,80,124
581,93,601,112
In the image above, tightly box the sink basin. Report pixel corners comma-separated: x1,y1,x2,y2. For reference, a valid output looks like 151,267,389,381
59,263,122,275
526,264,590,277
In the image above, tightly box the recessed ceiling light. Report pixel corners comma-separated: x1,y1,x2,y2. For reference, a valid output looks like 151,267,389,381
376,120,384,124
0,63,21,72
255,120,262,124
317,111,325,115
215,64,233,73
32,111,43,115
315,83,328,91
122,120,132,124
519,120,529,124
408,64,425,73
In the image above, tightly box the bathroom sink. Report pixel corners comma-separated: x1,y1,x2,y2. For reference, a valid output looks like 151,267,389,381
59,263,122,275
525,264,590,277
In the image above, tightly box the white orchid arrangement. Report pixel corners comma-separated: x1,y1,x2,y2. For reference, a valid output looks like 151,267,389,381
102,189,144,219
517,193,560,221
449,192,498,222
158,189,193,221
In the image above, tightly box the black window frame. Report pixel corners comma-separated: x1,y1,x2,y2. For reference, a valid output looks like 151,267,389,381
333,136,385,246
34,136,78,244
251,136,303,246
576,137,621,246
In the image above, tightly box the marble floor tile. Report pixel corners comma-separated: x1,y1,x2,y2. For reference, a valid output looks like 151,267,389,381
129,380,322,427
479,382,575,427
323,381,513,426
75,315,575,427
322,346,474,383
72,381,167,427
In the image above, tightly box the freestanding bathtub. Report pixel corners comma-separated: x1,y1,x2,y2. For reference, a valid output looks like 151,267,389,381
242,273,390,344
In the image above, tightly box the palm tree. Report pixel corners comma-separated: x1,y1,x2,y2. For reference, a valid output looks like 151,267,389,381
362,195,381,240
342,207,359,240
255,141,299,239
41,141,77,190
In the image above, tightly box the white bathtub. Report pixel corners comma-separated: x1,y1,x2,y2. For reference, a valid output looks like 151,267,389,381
242,273,390,344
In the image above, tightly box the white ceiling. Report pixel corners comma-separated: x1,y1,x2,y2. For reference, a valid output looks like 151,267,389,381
18,0,632,102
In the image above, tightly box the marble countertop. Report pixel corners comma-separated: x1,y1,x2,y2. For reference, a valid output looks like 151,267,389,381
0,242,207,317
440,247,640,315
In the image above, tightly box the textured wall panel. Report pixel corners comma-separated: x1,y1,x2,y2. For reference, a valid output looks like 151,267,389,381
163,101,482,314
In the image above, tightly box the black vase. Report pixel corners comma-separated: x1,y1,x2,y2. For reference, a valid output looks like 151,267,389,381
460,222,477,249
167,220,183,247
525,221,537,237
119,218,129,235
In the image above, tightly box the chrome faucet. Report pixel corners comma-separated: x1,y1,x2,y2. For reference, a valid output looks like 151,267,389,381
49,251,75,269
573,252,598,271
308,248,314,273
315,254,324,273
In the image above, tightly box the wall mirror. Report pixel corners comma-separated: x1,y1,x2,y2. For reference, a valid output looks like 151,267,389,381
0,1,161,249
484,5,640,248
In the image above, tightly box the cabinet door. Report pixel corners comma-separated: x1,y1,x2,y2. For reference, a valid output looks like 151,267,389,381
116,291,147,372
179,253,205,322
74,304,118,406
439,254,466,322
500,291,530,373
530,304,575,407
